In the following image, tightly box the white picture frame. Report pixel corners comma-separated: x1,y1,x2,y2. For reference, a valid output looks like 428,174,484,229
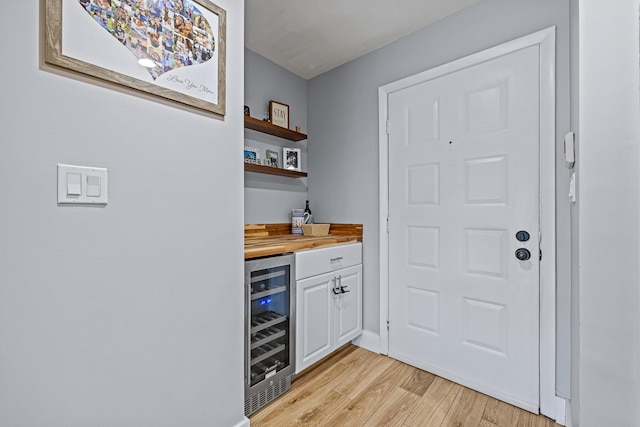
283,147,301,171
244,146,260,164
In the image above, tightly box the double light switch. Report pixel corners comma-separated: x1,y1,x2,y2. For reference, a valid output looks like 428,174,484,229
57,164,108,205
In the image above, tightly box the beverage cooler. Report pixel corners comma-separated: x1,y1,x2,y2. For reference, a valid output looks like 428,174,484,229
244,253,295,416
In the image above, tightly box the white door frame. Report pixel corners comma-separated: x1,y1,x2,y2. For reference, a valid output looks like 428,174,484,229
378,27,563,421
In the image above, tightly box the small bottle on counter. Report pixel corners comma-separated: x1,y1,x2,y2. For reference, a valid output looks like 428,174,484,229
304,200,313,224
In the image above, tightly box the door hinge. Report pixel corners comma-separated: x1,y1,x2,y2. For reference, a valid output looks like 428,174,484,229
539,249,542,261
386,218,390,234
386,319,390,331
386,120,390,135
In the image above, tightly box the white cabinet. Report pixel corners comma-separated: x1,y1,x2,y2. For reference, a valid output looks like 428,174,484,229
295,243,362,373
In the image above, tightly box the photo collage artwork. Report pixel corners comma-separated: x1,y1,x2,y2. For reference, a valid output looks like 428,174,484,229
78,0,216,80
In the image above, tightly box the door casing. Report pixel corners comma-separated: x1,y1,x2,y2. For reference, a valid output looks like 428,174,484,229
378,27,562,421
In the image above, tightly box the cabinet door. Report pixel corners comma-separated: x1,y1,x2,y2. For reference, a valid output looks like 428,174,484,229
295,271,333,373
333,264,363,348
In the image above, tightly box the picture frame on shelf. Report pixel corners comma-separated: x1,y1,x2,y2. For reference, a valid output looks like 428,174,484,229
283,147,301,171
244,146,260,164
44,0,227,116
266,150,279,168
269,100,289,129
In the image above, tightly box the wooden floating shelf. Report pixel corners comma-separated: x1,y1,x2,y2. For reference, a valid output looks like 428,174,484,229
244,163,308,178
244,116,307,142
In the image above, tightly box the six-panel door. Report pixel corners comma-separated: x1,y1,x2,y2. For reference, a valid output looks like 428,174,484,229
388,45,541,411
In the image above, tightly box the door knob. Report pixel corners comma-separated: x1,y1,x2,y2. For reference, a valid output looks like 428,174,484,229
515,248,531,261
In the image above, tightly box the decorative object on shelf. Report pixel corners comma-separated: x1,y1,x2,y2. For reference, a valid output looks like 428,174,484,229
291,209,305,235
266,150,279,168
244,146,260,164
283,147,301,171
244,105,251,116
44,0,227,116
269,100,290,129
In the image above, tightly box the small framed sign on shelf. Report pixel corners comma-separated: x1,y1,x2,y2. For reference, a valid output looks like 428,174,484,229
269,100,289,129
283,147,301,171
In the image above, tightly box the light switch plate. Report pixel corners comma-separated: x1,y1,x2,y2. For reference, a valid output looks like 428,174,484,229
57,164,108,205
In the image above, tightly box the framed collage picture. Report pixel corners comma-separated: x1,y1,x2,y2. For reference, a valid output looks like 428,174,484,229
44,0,227,116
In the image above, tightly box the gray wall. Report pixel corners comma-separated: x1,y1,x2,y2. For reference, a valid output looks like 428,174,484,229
0,1,246,426
574,1,640,425
307,0,572,379
244,49,308,224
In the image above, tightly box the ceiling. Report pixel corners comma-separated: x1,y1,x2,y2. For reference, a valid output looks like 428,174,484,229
245,0,480,80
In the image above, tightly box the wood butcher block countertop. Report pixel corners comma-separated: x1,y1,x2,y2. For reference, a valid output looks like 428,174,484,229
245,223,363,259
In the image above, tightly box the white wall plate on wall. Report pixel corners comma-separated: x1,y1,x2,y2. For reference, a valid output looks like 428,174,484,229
57,164,108,205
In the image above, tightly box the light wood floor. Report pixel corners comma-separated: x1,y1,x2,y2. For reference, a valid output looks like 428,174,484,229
249,344,562,427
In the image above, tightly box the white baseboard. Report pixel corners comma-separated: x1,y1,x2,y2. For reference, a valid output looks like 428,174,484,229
234,416,250,427
352,330,381,353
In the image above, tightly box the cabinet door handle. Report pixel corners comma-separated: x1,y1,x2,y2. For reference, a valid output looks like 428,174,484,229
337,275,350,294
332,277,341,295
330,257,343,262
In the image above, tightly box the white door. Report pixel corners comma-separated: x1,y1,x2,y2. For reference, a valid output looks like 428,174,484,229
388,45,540,411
